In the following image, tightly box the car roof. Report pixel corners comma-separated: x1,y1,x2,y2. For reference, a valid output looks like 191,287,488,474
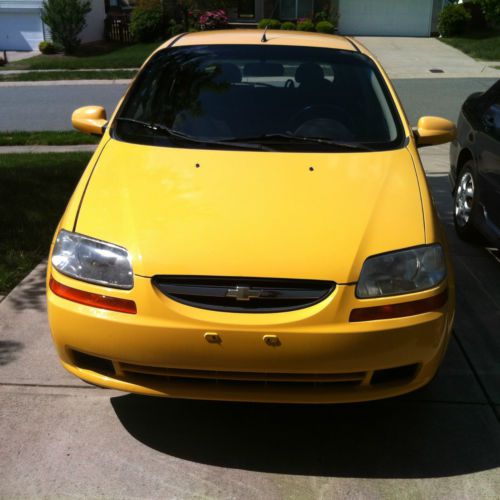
157,29,365,54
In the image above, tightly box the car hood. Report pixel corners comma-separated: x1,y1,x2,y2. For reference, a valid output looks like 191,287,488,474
75,139,425,283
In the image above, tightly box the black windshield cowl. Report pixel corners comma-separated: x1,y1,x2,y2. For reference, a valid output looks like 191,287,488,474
222,133,376,152
115,117,274,151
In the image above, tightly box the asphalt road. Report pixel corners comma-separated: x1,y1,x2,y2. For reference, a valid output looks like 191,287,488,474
0,78,497,131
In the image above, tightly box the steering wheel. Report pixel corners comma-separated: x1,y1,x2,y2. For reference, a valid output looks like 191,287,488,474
287,104,353,134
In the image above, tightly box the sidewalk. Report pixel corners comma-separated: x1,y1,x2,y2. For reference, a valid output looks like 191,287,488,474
0,68,138,75
0,79,132,88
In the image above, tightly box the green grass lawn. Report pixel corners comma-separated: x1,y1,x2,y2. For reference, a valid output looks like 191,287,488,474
0,153,91,294
5,42,160,71
440,29,500,61
0,131,99,146
0,70,136,82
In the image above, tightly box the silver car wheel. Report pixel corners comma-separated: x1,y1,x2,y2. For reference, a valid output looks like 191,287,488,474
455,171,474,227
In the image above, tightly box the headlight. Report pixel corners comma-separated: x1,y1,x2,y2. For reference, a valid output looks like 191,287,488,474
51,230,133,289
356,244,446,298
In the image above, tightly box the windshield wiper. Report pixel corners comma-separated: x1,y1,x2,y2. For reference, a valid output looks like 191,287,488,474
115,118,271,151
222,132,375,152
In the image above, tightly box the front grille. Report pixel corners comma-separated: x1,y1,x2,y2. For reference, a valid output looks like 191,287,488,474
152,276,336,312
120,362,366,384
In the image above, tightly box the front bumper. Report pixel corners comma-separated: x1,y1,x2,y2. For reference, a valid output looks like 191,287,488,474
47,268,454,404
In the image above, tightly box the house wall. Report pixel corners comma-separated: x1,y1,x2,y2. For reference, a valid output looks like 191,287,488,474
0,0,105,51
80,0,106,43
256,0,446,36
431,0,447,33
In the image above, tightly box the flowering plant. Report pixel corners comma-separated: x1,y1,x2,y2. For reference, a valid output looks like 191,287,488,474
199,9,228,30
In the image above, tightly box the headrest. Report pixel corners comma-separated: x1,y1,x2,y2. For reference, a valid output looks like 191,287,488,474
295,63,325,85
243,62,284,77
212,63,242,83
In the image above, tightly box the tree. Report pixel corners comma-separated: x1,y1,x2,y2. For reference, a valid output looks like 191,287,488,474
41,0,92,55
473,0,500,25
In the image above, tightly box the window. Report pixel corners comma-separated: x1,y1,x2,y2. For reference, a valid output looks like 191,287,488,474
280,0,314,20
238,0,255,18
483,101,500,138
114,44,405,152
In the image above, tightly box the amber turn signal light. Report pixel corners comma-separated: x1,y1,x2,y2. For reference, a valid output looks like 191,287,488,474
49,276,137,314
349,289,448,322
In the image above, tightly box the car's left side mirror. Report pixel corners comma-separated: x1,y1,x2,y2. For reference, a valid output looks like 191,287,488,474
413,116,456,148
72,106,107,136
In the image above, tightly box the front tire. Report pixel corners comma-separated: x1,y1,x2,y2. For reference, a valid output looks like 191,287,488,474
453,161,481,242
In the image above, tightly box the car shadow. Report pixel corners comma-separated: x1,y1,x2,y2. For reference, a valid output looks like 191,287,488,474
111,172,499,480
110,383,500,479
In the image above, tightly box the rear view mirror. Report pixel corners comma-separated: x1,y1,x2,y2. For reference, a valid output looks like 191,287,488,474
414,116,456,148
72,106,107,136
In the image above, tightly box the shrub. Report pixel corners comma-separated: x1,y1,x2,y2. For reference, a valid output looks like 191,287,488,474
258,18,281,29
38,41,57,54
168,20,185,36
281,21,296,30
199,9,228,30
130,6,163,42
297,18,315,32
438,4,472,36
41,0,91,54
136,0,161,7
315,20,335,34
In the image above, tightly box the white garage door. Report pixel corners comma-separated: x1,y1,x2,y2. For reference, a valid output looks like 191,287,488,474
338,0,433,37
0,10,44,51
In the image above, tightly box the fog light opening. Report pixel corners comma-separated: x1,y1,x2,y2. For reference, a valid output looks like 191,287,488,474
69,349,115,376
371,364,420,385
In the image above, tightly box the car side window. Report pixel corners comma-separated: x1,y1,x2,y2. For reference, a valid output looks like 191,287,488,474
483,99,500,139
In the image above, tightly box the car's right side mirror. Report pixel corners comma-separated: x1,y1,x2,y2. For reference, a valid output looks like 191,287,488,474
413,116,456,148
72,106,107,136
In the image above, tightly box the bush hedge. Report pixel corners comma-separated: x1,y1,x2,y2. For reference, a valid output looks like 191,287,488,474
297,19,315,32
258,18,281,29
438,4,472,36
39,41,57,54
315,20,335,34
281,21,296,30
130,6,163,42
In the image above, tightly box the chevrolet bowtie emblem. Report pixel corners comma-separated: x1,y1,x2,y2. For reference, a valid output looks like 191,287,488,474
226,286,263,301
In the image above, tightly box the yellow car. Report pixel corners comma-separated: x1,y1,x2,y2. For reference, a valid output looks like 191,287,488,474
47,30,456,403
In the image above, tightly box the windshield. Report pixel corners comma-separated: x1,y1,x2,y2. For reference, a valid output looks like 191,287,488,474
113,44,405,152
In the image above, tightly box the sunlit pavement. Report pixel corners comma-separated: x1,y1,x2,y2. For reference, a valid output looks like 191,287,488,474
0,145,499,498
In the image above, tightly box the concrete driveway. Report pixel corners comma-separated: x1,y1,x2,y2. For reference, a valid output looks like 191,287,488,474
1,145,499,498
356,36,500,79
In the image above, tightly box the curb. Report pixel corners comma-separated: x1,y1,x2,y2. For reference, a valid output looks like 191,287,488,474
0,79,131,87
0,144,97,154
0,68,139,75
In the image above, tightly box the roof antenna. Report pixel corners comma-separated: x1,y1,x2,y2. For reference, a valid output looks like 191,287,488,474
261,24,269,43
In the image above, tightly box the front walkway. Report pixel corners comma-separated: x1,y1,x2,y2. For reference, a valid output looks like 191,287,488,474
356,37,500,79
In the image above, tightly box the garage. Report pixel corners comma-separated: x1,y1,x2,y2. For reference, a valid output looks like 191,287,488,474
338,0,435,37
0,10,45,51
